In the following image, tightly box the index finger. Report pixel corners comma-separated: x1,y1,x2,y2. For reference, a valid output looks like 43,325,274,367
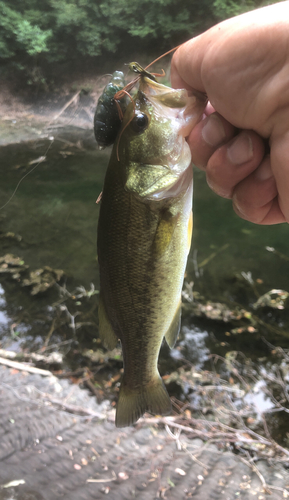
171,37,206,92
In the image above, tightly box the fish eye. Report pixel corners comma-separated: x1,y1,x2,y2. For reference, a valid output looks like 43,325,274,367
131,112,149,134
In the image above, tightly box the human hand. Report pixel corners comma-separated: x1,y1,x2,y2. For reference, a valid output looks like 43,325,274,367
171,1,289,224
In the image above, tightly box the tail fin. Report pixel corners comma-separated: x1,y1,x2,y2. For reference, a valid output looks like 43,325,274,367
115,376,171,428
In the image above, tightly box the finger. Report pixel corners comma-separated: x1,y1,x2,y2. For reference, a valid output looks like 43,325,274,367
188,112,236,170
232,156,285,224
205,131,265,198
271,133,289,223
171,37,205,92
233,197,285,225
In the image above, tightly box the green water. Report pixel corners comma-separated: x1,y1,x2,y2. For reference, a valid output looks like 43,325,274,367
1,131,288,295
192,177,289,299
0,135,106,284
0,130,289,443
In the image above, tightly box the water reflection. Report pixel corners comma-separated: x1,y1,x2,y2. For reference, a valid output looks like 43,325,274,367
243,379,275,415
171,326,210,369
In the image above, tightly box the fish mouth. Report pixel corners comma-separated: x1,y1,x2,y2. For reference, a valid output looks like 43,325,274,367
140,76,207,136
140,77,188,107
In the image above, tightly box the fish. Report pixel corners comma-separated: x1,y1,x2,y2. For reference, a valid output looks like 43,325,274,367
97,73,207,427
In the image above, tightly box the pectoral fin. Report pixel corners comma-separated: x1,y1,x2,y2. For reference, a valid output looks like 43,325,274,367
153,216,178,257
98,295,119,349
165,300,182,349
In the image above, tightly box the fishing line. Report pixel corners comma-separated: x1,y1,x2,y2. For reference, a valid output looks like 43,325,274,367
0,93,86,212
0,139,54,211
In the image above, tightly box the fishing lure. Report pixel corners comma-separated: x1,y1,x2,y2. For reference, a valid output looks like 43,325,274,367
94,71,129,149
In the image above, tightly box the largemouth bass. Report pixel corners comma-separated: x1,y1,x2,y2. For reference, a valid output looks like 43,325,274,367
97,74,207,427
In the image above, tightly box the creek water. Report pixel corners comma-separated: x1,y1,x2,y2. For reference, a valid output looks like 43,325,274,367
0,124,289,443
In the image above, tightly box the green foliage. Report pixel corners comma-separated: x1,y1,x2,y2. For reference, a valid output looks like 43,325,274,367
212,0,257,19
100,0,200,40
15,20,52,56
0,0,283,82
0,1,51,59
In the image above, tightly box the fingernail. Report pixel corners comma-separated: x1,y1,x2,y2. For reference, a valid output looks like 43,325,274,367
254,156,273,180
232,197,247,218
202,114,226,147
227,133,253,165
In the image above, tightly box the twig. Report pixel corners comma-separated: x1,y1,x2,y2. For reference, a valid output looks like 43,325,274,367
0,357,52,376
198,243,229,268
0,381,111,420
261,413,276,444
198,384,245,397
138,415,289,460
37,339,74,353
40,396,107,419
84,378,101,398
55,137,83,150
239,454,272,494
165,424,209,469
209,353,251,390
268,485,289,496
43,317,57,347
261,338,289,361
87,471,117,483
46,91,80,126
0,349,62,365
165,423,182,450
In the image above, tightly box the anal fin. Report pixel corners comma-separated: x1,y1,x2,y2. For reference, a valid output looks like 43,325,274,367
165,300,182,349
98,295,119,350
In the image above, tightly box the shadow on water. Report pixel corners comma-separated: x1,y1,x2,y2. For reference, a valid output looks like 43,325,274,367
0,122,289,444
